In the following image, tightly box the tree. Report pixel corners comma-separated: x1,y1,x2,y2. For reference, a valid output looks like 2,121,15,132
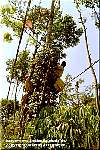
6,50,31,83
1,98,20,141
74,0,99,28
0,0,83,138
25,75,99,149
74,0,99,114
1,75,99,149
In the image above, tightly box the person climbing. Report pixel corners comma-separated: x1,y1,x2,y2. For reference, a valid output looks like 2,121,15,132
54,61,66,93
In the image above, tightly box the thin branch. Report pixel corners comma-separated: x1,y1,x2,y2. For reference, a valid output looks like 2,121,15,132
7,0,32,100
71,58,100,81
75,2,99,112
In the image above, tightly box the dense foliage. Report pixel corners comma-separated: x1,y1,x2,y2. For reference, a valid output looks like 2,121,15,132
1,1,83,114
6,50,31,83
1,79,99,149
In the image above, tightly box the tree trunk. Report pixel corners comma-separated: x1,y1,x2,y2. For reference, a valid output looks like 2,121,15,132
78,9,99,112
46,0,55,48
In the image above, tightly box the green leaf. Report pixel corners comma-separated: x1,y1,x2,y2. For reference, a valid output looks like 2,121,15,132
3,32,13,43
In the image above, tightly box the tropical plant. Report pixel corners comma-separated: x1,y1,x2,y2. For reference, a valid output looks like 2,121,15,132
1,0,83,118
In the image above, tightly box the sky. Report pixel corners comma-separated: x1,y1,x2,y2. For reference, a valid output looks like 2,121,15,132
0,0,99,100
